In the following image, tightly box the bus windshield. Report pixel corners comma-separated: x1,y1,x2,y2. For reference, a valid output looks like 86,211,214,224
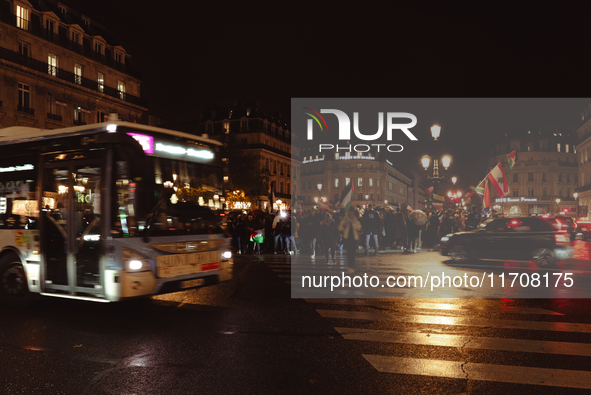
111,131,225,238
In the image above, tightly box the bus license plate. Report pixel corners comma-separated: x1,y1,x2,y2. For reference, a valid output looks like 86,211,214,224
181,278,205,289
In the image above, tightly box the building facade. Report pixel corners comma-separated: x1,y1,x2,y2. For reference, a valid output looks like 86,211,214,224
488,129,578,217
575,105,591,219
0,0,147,130
199,102,297,211
299,148,422,212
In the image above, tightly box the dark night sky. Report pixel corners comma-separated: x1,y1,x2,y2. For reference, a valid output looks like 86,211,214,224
61,1,591,188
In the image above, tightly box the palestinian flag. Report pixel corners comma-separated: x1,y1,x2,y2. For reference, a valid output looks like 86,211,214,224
507,150,517,169
338,182,353,212
250,230,264,244
426,186,434,196
487,162,509,197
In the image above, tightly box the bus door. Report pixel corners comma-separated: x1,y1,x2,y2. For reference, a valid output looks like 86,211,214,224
41,160,104,296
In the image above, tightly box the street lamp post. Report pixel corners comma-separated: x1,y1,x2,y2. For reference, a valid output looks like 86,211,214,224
574,192,579,218
421,124,453,211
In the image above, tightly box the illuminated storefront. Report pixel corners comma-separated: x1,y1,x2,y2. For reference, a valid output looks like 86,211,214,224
494,197,576,217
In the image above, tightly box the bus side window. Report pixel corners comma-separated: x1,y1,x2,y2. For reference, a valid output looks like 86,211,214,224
0,180,38,230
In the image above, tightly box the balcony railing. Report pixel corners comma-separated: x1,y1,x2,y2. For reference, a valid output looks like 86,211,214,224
0,46,147,108
17,105,34,114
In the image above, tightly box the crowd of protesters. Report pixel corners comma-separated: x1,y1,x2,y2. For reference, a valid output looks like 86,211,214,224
226,204,484,261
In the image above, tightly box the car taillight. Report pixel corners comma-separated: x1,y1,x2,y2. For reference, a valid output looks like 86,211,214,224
554,234,568,244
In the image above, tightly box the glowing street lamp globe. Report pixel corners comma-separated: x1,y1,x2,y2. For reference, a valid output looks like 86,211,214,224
430,124,441,140
421,155,431,170
441,155,452,170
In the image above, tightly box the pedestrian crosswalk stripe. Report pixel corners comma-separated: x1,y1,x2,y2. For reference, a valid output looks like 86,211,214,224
317,309,591,333
363,355,591,389
305,299,563,315
337,327,591,357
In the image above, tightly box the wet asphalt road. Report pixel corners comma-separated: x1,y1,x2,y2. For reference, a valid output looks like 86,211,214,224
1,247,591,395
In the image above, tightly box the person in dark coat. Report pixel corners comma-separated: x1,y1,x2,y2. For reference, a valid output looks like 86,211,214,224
383,209,395,249
319,212,339,263
393,208,407,250
424,210,441,247
308,209,321,258
234,215,246,254
362,204,381,255
440,210,454,236
264,213,274,253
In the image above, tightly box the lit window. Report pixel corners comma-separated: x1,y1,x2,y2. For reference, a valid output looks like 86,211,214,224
16,5,29,30
48,54,57,76
223,122,230,134
565,144,569,153
369,178,373,187
74,63,82,84
97,72,104,92
358,178,363,187
345,178,350,185
335,178,339,188
117,80,125,100
557,143,561,152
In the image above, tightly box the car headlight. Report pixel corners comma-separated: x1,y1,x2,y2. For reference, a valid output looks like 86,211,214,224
222,251,232,260
440,236,450,244
122,248,151,272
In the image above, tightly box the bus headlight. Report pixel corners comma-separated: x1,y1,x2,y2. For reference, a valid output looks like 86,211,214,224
222,251,232,260
123,248,150,272
128,260,143,270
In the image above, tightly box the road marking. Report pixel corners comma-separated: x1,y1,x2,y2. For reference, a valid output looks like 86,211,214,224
337,327,591,356
317,309,591,333
363,355,591,389
305,299,562,315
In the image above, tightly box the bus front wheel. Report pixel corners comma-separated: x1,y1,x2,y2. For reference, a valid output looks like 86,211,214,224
0,254,35,308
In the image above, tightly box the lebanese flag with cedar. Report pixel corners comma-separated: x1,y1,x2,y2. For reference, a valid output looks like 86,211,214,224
487,162,509,197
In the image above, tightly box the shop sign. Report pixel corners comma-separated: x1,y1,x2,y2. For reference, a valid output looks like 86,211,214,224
495,197,538,203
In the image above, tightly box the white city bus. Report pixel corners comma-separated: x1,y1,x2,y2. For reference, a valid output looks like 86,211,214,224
0,118,232,307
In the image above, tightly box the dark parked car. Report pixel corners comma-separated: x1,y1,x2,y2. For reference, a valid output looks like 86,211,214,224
440,217,573,266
